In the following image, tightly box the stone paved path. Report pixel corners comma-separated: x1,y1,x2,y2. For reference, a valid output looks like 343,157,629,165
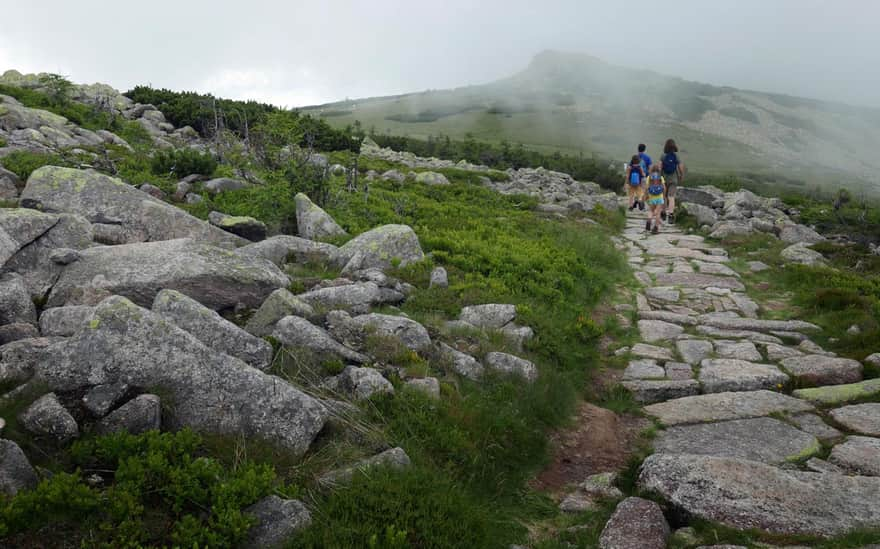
596,210,880,541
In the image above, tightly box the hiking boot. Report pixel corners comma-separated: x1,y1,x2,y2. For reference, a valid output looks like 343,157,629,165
645,219,652,232
638,201,645,211
629,203,636,211
667,213,675,224
661,211,667,222
651,225,659,234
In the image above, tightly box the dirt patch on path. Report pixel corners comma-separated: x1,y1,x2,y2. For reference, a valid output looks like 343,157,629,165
530,401,649,494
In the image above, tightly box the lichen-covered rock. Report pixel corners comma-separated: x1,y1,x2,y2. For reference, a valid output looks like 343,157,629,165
0,439,37,496
272,315,367,363
414,171,449,185
778,223,825,245
95,394,161,435
781,242,826,266
639,453,880,537
235,235,338,266
39,306,94,337
429,266,448,288
296,282,385,314
318,447,411,486
294,192,346,240
644,390,813,426
245,289,316,336
0,322,39,345
0,273,36,326
329,224,424,271
153,289,273,370
347,313,431,351
207,211,267,242
598,497,670,549
459,303,516,329
82,381,129,417
19,392,78,442
438,342,484,380
244,496,312,548
327,366,394,400
34,296,327,455
484,351,538,382
203,177,250,194
47,238,289,310
20,166,244,247
793,379,880,405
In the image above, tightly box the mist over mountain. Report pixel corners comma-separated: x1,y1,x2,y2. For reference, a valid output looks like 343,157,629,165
308,51,880,192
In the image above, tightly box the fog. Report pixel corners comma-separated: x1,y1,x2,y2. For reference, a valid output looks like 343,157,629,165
2,0,878,108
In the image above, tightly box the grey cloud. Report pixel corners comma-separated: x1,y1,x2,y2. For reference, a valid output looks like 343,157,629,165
1,0,878,108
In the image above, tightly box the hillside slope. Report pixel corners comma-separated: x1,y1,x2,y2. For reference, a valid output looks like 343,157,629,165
306,50,880,194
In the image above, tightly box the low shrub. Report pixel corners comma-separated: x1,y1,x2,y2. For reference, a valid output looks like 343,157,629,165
150,148,217,178
0,150,66,180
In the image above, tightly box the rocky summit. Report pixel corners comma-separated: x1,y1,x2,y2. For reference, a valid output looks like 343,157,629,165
0,66,878,548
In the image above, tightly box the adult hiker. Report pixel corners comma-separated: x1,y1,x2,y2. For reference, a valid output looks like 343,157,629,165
625,154,646,211
660,138,684,223
635,143,652,210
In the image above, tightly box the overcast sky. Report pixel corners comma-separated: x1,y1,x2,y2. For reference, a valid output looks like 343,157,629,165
2,0,878,108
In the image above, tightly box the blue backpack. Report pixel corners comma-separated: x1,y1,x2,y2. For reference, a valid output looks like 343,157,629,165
661,152,679,174
648,181,664,196
628,164,642,185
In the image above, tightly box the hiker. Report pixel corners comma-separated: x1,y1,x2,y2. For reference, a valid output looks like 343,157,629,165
660,138,684,223
625,154,646,211
637,143,652,210
645,165,666,234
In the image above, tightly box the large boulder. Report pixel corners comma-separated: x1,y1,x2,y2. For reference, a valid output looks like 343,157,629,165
677,186,725,207
294,193,346,240
318,447,411,486
438,342,484,380
325,366,394,400
20,166,244,247
34,296,328,455
0,273,36,326
47,238,289,310
152,289,273,370
484,351,538,382
235,235,338,266
414,171,450,186
459,304,516,329
829,403,880,436
682,202,719,226
329,224,424,271
781,242,826,266
296,282,385,314
39,306,94,337
203,177,249,194
778,223,825,245
0,439,37,496
639,453,880,537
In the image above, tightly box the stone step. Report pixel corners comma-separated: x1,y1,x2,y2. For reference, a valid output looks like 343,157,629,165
644,390,814,426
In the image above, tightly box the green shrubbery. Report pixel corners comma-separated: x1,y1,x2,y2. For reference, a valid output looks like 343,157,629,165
0,80,117,132
150,148,217,178
0,150,67,180
0,430,275,548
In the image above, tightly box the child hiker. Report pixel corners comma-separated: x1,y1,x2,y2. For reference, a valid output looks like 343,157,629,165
625,154,645,211
645,165,666,234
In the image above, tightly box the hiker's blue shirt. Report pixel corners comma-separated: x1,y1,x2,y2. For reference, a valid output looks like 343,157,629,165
639,152,652,171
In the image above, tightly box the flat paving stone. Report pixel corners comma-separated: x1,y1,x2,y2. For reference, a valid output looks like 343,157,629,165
698,359,789,393
630,343,675,361
793,379,880,405
780,355,862,387
676,339,714,366
829,404,880,436
653,417,820,464
713,340,763,362
748,261,770,272
644,390,814,426
789,412,843,442
598,497,669,549
655,272,745,291
665,362,694,380
762,342,803,361
639,453,880,538
623,379,701,404
696,326,783,344
623,359,665,380
829,436,880,476
698,315,820,334
638,320,684,343
645,287,680,302
693,260,739,277
638,310,697,325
